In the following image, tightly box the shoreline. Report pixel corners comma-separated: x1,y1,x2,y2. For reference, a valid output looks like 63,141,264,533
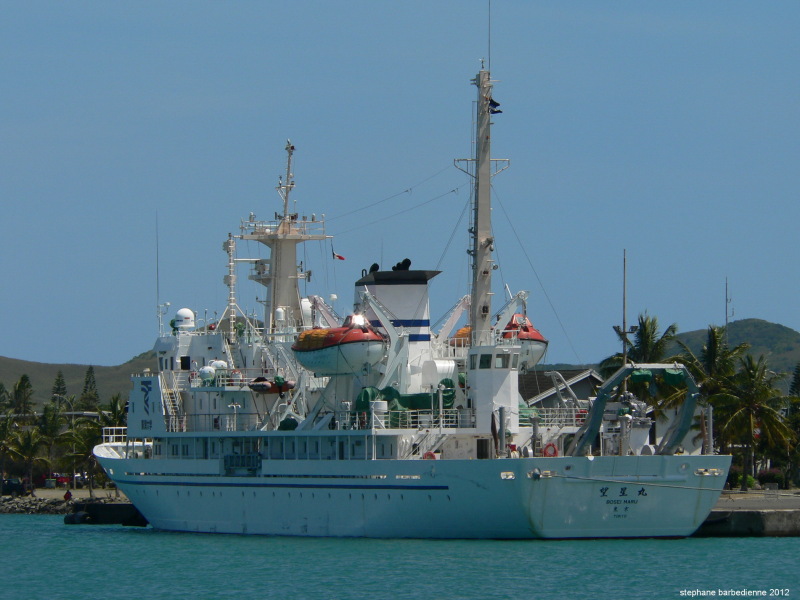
1,486,129,515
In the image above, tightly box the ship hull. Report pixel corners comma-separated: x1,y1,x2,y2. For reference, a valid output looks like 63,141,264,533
96,449,729,539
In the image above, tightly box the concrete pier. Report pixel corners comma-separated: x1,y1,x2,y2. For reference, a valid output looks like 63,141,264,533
693,490,800,537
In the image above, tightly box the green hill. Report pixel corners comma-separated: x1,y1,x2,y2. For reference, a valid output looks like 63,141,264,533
668,318,800,376
0,352,156,409
547,319,800,389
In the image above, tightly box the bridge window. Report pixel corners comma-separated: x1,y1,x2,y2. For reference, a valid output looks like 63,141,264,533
479,354,492,369
495,354,510,369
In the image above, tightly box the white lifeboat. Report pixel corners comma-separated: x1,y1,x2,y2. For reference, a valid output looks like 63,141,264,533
501,313,548,366
291,314,385,375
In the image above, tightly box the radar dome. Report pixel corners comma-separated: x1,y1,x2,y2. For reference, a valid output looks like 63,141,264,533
199,366,215,382
174,308,195,329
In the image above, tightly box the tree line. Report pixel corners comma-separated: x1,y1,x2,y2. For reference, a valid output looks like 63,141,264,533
601,313,800,490
0,366,127,497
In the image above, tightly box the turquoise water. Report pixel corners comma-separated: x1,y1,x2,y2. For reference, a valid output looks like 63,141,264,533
6,515,797,600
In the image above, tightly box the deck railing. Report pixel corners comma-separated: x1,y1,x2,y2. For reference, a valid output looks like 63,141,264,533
335,408,474,431
161,408,477,433
521,407,588,427
182,412,263,432
101,427,128,444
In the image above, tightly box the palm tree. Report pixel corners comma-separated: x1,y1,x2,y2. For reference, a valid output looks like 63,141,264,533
600,313,678,377
0,383,9,413
38,403,65,480
711,354,796,490
790,362,800,397
9,375,35,420
599,313,679,415
0,413,17,479
783,399,800,487
677,326,749,453
63,422,103,498
7,429,48,496
98,393,127,429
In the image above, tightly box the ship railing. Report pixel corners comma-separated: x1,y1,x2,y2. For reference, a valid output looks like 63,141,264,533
185,368,284,389
182,412,263,432
241,216,326,239
101,427,128,444
521,407,588,427
432,341,470,360
336,408,473,431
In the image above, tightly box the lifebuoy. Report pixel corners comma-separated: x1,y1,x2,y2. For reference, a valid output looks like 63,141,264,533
422,451,436,460
543,442,558,457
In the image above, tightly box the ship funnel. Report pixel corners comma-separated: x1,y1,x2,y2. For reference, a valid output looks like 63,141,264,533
355,268,440,391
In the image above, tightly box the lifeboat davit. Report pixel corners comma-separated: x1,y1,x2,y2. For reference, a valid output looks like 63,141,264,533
501,313,548,366
448,326,471,347
291,314,385,375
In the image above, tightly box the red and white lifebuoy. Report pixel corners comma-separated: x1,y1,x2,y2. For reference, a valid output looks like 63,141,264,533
543,443,558,457
422,451,436,460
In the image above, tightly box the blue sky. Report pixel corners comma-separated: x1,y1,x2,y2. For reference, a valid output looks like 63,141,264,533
2,1,799,367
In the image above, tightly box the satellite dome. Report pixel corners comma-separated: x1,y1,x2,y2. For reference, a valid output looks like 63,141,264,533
174,308,195,329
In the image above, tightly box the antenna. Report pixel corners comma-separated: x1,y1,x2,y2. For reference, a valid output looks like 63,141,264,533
155,211,170,335
488,0,492,71
725,277,733,342
156,210,160,308
613,249,637,392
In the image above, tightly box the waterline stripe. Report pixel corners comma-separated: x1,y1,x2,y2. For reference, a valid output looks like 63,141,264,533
117,478,448,491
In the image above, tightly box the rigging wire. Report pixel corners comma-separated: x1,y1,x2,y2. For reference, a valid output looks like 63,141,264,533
435,196,471,271
491,184,583,364
327,164,455,223
332,184,469,237
402,194,473,337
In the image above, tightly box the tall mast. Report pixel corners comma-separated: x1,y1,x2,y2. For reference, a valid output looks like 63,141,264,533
239,141,329,334
279,140,295,219
470,68,496,346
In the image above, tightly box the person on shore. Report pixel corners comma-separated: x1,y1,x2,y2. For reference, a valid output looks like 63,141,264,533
64,490,72,502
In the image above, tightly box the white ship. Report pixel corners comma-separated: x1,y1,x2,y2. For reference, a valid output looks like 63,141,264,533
94,68,730,538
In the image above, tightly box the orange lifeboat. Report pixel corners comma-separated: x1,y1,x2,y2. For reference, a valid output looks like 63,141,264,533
291,314,385,375
448,325,471,347
501,313,548,366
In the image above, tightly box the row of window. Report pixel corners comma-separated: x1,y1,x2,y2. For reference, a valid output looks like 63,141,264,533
470,352,519,370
